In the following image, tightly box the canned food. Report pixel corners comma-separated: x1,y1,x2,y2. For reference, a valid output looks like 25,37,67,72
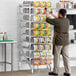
46,37,51,43
32,30,40,36
31,8,34,14
34,38,39,43
45,45,51,50
56,3,61,8
34,8,40,14
23,1,31,6
40,30,46,36
39,45,45,50
23,8,29,13
33,45,39,51
41,8,46,14
40,23,46,29
46,23,51,29
41,16,46,22
47,52,52,57
39,37,45,43
46,30,51,36
40,52,46,57
46,2,51,7
34,1,40,7
34,16,40,22
33,23,40,29
45,59,52,64
32,58,40,65
40,2,45,7
33,52,40,58
33,59,39,65
40,59,45,65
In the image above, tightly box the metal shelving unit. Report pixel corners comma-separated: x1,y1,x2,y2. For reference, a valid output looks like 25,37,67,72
17,1,54,73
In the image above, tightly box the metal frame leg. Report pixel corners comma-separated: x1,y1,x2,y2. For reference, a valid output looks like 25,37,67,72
11,43,13,71
49,64,52,72
4,43,6,72
31,65,34,74
2,44,4,71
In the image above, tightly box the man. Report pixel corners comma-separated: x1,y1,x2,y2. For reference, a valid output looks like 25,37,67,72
45,8,71,76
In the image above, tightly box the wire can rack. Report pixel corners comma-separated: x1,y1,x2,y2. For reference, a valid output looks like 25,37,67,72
17,1,54,73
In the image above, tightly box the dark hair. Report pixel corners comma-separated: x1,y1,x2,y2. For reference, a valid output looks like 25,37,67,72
59,9,67,17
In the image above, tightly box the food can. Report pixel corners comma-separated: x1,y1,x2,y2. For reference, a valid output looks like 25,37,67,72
47,52,52,57
33,52,40,58
34,8,40,14
40,59,45,65
46,30,51,36
46,37,51,43
34,38,39,43
40,52,46,57
33,45,39,51
45,59,52,64
40,1,45,7
41,16,46,22
45,45,51,50
46,23,51,29
40,30,46,36
39,45,45,50
34,1,40,7
46,2,51,7
33,30,40,36
40,23,46,29
56,3,61,8
41,8,46,14
33,23,40,29
33,59,39,65
39,37,45,43
34,16,40,22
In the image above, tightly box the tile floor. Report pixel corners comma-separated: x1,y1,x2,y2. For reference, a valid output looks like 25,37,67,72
0,67,76,76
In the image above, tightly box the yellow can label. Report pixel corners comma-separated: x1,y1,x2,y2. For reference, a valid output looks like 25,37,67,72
40,2,45,7
40,30,45,36
41,16,45,22
46,23,51,29
46,30,51,36
34,38,39,43
46,2,51,7
34,1,39,7
34,16,40,22
34,23,40,29
40,23,45,29
34,31,40,36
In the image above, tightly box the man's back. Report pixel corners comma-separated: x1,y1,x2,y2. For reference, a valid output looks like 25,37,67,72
46,17,70,45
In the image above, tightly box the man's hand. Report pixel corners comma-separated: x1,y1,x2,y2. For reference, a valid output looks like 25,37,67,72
50,8,58,18
45,8,58,18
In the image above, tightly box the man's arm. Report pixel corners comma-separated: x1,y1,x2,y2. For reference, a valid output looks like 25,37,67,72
46,8,58,18
46,17,57,25
51,13,58,18
45,8,58,25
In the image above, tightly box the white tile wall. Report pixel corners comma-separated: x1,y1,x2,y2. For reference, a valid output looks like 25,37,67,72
0,0,76,72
